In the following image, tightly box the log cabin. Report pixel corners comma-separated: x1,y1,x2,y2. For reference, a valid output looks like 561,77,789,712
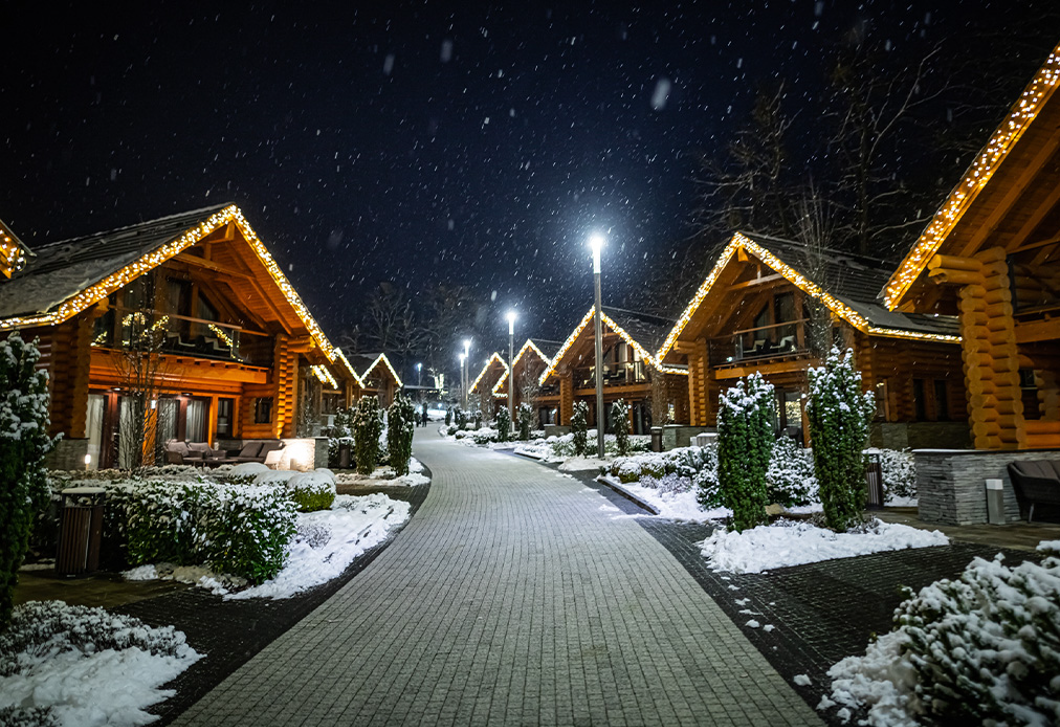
492,338,563,427
884,41,1060,451
540,307,689,434
656,232,968,448
349,352,403,407
0,204,360,469
469,352,508,417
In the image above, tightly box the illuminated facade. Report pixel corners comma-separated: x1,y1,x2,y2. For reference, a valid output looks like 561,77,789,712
541,307,688,434
884,41,1060,450
659,232,968,448
0,205,359,468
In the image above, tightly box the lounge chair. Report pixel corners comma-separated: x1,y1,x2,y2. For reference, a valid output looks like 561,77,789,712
1007,460,1060,522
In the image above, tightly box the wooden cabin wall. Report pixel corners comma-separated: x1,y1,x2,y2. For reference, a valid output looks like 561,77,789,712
24,319,92,439
855,334,966,423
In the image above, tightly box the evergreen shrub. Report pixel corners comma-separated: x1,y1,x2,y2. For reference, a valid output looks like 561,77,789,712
495,406,511,442
611,399,630,456
353,396,384,475
0,333,56,631
571,401,589,456
806,347,876,531
387,393,415,476
717,373,774,532
765,435,818,507
517,402,533,441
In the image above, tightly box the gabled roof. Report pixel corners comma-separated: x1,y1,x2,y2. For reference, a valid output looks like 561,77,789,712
0,217,33,279
352,352,404,388
470,352,508,395
541,306,687,384
491,338,562,395
0,204,358,380
884,41,1060,310
657,231,961,360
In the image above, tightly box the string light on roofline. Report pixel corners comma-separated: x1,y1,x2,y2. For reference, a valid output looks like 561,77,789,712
362,353,404,388
493,339,552,395
310,364,339,389
470,352,508,394
883,43,1060,310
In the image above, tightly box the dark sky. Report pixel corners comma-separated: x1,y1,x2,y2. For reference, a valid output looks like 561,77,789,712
1,1,1056,374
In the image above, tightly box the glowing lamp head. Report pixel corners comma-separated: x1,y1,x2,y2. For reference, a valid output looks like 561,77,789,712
589,234,605,273
459,352,466,365
506,310,517,335
463,338,471,357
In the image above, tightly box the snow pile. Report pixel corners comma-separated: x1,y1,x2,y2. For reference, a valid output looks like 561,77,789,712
621,476,731,522
699,518,948,574
123,493,410,600
0,601,201,727
230,493,410,599
333,458,428,487
823,541,1060,726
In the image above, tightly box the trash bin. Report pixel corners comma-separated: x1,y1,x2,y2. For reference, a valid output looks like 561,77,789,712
56,487,106,576
338,442,352,469
864,453,884,509
985,479,1006,524
650,426,663,452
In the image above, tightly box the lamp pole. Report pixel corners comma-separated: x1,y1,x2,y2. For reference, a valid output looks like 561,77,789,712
463,338,471,411
506,311,517,425
459,353,466,411
416,362,422,388
590,234,606,459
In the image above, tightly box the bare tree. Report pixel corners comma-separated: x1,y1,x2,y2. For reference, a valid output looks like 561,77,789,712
792,183,839,360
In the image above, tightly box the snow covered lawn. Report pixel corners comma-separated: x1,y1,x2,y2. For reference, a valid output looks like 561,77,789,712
699,518,949,574
125,493,411,599
0,601,201,727
333,457,429,487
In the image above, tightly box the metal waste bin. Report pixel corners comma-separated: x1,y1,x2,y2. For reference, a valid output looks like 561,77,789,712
339,442,352,469
864,453,884,509
650,426,663,452
986,479,1006,524
56,487,106,576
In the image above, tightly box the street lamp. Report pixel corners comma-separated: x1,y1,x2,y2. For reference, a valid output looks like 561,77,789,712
506,310,517,425
458,352,467,411
416,362,422,388
590,233,606,458
462,338,472,410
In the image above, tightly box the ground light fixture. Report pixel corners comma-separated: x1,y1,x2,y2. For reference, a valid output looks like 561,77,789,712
589,233,605,458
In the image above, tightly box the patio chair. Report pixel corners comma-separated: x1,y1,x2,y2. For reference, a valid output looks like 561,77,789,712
1007,460,1060,522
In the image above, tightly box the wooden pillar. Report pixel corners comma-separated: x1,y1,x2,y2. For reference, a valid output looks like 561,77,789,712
935,248,1026,449
1037,369,1059,421
685,337,710,427
208,395,219,447
272,335,298,438
559,375,574,426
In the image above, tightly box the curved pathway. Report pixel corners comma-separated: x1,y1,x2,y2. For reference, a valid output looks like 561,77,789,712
173,428,822,726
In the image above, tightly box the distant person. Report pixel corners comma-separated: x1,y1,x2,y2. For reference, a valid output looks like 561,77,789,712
421,403,429,428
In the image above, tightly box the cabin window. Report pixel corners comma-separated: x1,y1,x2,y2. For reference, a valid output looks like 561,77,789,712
216,398,234,436
254,397,274,424
775,293,796,323
933,380,950,422
1019,369,1041,420
912,379,927,421
166,279,192,317
875,381,889,421
198,293,218,321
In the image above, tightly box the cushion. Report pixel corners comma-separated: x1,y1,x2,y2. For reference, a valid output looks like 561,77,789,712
187,442,211,453
1014,460,1060,480
258,441,285,456
263,448,284,469
238,441,264,458
165,440,190,456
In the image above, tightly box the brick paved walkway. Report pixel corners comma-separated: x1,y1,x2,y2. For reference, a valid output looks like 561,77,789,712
173,429,822,726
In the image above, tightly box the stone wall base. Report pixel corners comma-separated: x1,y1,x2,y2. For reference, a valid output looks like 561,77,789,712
871,422,971,450
44,438,90,471
914,448,1060,525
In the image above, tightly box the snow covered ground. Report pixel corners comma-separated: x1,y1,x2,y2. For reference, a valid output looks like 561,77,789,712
125,492,411,599
700,518,949,574
333,457,429,487
0,601,202,727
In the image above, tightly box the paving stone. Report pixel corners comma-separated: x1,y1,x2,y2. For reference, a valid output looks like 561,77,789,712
170,430,823,726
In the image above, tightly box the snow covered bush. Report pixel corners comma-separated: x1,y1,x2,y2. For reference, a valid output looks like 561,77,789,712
109,480,297,584
640,472,693,496
518,402,533,441
495,406,511,442
284,470,337,512
611,399,630,456
473,409,484,429
387,393,415,476
875,447,917,500
717,373,775,532
353,396,384,475
825,541,1060,726
806,347,876,532
765,435,818,507
0,600,199,726
571,401,589,456
0,333,56,632
454,407,468,429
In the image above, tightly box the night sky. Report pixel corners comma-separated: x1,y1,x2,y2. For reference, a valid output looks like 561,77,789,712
1,2,1056,373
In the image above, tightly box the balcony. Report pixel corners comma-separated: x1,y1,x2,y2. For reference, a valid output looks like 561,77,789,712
92,308,273,368
709,320,807,368
574,360,649,390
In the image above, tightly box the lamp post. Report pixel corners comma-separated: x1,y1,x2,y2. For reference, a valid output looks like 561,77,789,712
459,352,467,411
590,233,606,459
463,338,471,410
416,362,422,388
506,310,517,424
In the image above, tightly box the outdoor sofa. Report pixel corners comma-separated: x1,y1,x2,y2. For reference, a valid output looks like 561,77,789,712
1007,460,1060,522
222,440,285,465
164,440,226,466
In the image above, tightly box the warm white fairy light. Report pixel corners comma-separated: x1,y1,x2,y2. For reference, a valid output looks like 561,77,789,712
0,205,358,377
470,352,508,394
360,353,404,389
540,308,688,385
310,364,338,389
656,232,961,363
492,338,553,395
884,42,1060,310
0,219,29,279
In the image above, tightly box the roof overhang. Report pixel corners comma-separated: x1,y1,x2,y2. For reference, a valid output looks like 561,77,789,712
360,353,404,388
470,352,508,395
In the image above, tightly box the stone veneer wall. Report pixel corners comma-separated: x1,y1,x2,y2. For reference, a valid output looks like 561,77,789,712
914,448,1060,525
661,425,712,451
44,438,90,471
